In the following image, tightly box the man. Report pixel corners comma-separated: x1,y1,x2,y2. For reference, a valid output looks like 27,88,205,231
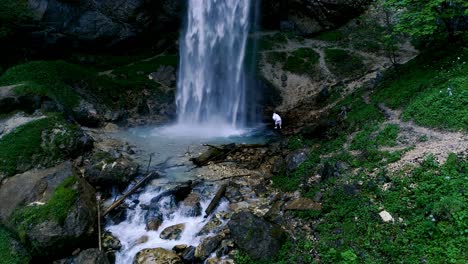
272,112,282,129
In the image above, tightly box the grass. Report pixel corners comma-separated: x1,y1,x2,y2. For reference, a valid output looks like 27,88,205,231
314,30,345,42
0,61,86,108
268,154,467,264
0,226,30,264
0,114,79,177
259,33,289,51
283,48,320,75
11,176,78,253
373,46,468,131
325,48,365,78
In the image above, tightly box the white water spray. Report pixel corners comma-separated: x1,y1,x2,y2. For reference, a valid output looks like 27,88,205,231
176,0,253,128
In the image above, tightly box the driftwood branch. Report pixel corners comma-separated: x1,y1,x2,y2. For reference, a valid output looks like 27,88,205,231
103,172,158,216
204,184,227,217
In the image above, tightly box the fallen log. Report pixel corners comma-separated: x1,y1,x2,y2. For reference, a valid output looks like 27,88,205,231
204,184,227,217
103,172,158,216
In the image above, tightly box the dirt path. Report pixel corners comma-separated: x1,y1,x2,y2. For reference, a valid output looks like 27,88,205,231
377,104,467,170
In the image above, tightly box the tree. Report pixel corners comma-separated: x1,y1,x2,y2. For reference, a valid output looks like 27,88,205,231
384,0,468,40
0,1,32,38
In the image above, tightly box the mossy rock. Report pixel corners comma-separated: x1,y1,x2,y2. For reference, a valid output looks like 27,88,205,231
0,114,93,178
9,175,96,258
325,48,365,78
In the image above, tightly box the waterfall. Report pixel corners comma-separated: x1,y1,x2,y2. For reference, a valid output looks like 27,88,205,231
176,0,253,128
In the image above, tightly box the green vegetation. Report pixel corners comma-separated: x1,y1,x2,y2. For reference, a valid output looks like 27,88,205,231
259,33,289,50
0,61,85,108
0,114,79,177
384,0,468,40
315,30,345,42
325,48,365,78
0,226,30,264
374,47,468,131
0,0,32,38
283,48,320,75
11,176,78,243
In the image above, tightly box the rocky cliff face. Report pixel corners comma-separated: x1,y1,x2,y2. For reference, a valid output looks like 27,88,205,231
262,0,372,34
27,0,183,48
24,0,371,49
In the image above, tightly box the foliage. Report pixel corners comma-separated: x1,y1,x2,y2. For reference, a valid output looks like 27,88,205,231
272,152,320,192
0,226,30,264
0,114,79,177
314,30,345,42
0,0,32,38
373,46,468,131
384,0,468,39
325,48,365,78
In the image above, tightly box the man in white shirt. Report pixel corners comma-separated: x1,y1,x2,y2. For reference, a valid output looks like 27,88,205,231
272,112,282,129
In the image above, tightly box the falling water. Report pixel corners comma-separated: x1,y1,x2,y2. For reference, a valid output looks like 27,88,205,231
176,0,253,128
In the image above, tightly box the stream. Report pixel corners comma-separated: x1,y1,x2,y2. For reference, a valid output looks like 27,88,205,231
104,124,273,263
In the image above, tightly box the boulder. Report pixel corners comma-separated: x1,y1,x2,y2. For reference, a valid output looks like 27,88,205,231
228,211,286,261
75,248,110,264
160,224,185,240
148,65,176,88
84,151,139,189
102,232,122,251
0,85,46,114
2,168,97,258
194,234,224,261
133,248,182,264
72,100,102,127
180,193,202,217
0,162,74,222
146,216,163,231
285,148,311,171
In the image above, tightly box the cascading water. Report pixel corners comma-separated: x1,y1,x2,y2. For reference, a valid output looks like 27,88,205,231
176,0,253,128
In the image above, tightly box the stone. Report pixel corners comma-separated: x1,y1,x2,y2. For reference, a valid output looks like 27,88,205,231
180,246,196,263
14,175,97,258
285,197,322,211
180,193,202,217
228,211,287,261
102,232,122,251
135,235,149,245
146,216,163,231
133,248,182,264
0,162,73,222
197,217,223,236
379,210,394,222
75,248,110,264
84,152,139,189
206,258,234,264
195,234,224,261
160,223,186,240
172,244,188,254
72,100,101,127
285,148,311,171
0,85,45,114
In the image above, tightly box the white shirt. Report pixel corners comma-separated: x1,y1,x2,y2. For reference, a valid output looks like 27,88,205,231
272,113,281,122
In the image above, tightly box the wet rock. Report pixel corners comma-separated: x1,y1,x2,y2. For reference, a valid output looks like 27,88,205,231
180,246,196,264
264,199,285,224
160,223,186,240
84,151,139,189
180,193,202,217
108,205,128,225
172,244,188,254
321,161,341,181
197,217,223,236
284,197,321,211
313,191,323,202
133,248,182,264
102,232,122,251
75,248,110,264
215,239,235,258
195,234,224,261
0,85,46,114
285,148,311,171
206,258,234,264
135,235,149,245
228,211,287,261
146,216,163,231
225,185,243,203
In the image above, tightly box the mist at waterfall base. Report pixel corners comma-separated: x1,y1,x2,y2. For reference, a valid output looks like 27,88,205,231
105,2,268,263
155,0,261,138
